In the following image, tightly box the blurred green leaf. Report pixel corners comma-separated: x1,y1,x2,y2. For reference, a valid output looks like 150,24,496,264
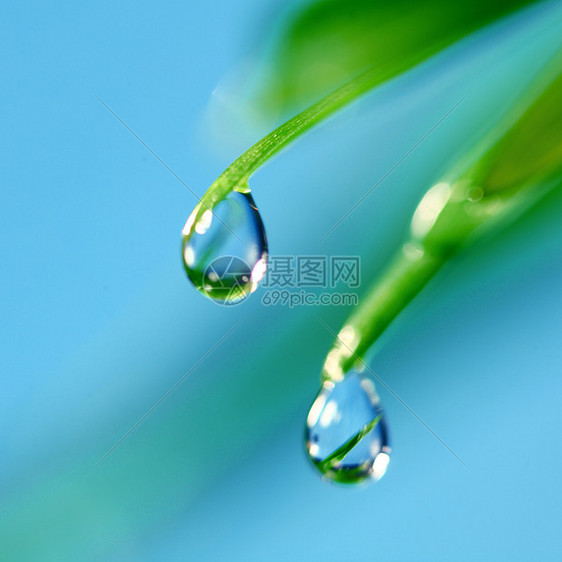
472,67,562,193
261,0,537,113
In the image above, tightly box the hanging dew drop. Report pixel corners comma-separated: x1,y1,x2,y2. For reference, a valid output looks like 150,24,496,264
182,191,268,304
305,370,390,484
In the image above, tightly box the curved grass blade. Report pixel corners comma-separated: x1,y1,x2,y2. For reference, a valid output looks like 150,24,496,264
188,0,541,228
323,51,562,380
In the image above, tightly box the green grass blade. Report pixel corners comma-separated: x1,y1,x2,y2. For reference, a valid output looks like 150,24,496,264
324,52,562,379
188,0,541,228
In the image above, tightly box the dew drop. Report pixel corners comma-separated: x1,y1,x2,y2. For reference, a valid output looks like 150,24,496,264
182,191,268,304
305,370,390,484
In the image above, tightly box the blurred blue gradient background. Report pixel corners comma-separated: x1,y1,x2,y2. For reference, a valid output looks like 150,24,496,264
1,0,562,560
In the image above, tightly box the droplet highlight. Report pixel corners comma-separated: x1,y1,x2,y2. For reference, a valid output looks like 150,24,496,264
182,191,268,304
305,370,390,484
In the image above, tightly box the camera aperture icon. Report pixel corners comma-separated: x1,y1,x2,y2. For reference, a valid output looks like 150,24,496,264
202,255,254,305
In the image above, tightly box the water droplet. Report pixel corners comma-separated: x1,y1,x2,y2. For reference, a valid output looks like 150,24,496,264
305,370,390,484
182,191,268,304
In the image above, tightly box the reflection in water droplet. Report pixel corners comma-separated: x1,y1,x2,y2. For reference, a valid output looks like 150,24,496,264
305,370,390,484
182,191,268,304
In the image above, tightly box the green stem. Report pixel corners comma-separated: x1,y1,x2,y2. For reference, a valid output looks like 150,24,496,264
322,246,445,381
324,176,561,381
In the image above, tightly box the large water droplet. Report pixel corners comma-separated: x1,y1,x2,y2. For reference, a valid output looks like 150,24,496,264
305,370,390,484
182,191,268,304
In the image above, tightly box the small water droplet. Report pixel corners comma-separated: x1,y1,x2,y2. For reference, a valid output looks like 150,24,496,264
182,191,268,304
305,370,390,484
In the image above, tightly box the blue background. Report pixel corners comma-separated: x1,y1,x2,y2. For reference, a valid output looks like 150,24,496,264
1,0,562,560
